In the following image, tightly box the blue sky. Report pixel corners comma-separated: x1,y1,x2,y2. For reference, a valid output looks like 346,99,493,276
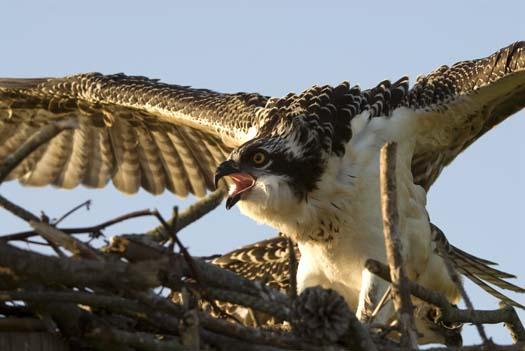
1,0,524,345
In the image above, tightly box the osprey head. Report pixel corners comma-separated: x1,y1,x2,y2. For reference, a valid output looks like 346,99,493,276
214,127,326,212
214,83,356,227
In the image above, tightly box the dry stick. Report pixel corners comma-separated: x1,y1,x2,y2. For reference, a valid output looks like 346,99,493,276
0,119,78,184
161,212,293,321
0,241,164,289
53,199,91,225
365,259,525,341
30,221,102,261
2,238,290,319
151,209,201,283
499,302,525,343
0,193,40,222
379,142,418,349
108,233,291,306
180,289,200,351
1,208,155,241
147,188,227,242
0,290,144,313
131,291,318,351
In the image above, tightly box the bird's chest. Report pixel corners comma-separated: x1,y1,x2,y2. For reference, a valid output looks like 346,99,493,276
294,148,432,308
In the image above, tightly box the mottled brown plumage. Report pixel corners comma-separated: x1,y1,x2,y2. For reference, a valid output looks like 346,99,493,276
1,42,523,195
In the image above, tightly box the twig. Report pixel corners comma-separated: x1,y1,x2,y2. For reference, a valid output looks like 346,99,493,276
0,290,144,311
151,209,204,291
0,194,39,222
1,208,155,241
147,188,226,242
167,206,179,251
108,233,290,305
52,199,91,225
379,142,418,349
0,241,164,289
180,289,200,351
366,259,525,331
131,291,321,351
0,119,78,184
499,302,525,343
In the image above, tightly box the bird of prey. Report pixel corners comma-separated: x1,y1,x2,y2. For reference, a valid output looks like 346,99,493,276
1,41,524,344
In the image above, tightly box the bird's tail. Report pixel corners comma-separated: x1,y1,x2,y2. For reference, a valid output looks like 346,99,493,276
431,224,525,309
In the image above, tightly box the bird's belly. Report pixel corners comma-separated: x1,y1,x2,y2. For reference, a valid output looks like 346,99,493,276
297,224,387,310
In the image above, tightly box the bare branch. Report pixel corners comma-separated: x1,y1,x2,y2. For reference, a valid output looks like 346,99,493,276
30,221,102,260
0,194,40,222
500,302,525,343
366,259,525,340
52,199,91,225
146,188,226,242
379,142,418,349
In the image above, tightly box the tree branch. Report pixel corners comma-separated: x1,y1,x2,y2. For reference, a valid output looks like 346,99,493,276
379,142,418,349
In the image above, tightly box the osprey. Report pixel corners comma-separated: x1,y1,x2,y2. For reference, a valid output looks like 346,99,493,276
1,42,524,344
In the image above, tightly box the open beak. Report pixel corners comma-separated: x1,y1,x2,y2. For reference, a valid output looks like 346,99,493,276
215,160,256,210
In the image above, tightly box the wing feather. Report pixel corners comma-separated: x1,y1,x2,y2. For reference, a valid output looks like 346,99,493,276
135,126,166,195
432,224,524,308
408,41,525,189
0,73,268,196
167,127,207,197
83,127,114,188
55,122,91,188
108,116,141,194
21,129,73,186
150,129,190,197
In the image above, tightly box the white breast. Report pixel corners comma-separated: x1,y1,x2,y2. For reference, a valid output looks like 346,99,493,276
293,108,456,310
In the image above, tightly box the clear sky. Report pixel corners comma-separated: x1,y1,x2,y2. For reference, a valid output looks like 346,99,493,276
1,0,524,345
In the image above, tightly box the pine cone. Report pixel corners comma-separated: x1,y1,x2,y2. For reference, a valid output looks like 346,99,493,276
291,286,351,343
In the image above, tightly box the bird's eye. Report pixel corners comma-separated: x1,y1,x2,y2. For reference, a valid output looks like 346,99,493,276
252,151,268,166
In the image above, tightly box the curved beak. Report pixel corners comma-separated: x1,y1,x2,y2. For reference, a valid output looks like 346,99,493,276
215,160,256,210
214,160,239,189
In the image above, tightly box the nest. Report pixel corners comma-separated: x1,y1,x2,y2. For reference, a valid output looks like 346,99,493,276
0,130,524,351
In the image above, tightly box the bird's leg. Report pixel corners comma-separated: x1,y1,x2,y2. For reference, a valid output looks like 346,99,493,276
356,267,393,324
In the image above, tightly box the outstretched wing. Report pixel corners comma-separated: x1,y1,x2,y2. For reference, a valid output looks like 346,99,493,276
407,41,525,189
0,73,268,196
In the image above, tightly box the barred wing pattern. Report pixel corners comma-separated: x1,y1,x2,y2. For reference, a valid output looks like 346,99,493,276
0,73,268,196
212,235,299,293
408,41,525,189
0,42,523,195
